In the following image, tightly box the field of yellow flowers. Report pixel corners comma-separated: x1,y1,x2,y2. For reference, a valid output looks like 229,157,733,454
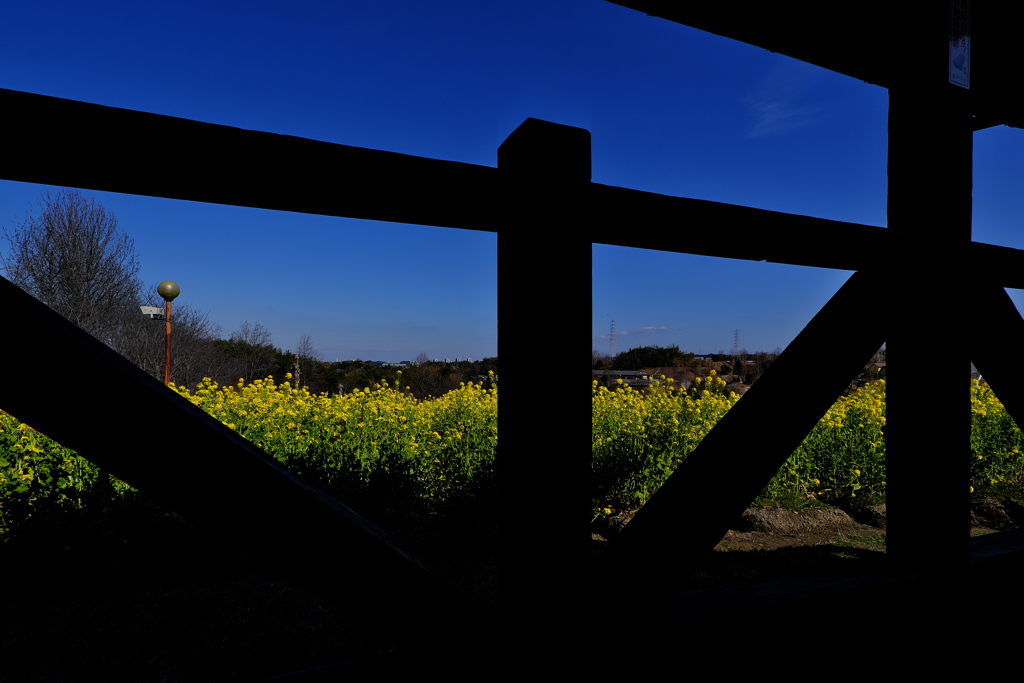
179,372,498,517
591,372,888,512
0,373,497,534
3,373,1024,536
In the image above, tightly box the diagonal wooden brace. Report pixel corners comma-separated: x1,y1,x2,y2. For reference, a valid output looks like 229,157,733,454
0,273,495,651
597,269,887,597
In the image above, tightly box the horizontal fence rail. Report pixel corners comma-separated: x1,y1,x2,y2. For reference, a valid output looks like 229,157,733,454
5,88,1024,285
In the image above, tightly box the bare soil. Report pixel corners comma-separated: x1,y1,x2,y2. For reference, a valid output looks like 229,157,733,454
591,494,1024,589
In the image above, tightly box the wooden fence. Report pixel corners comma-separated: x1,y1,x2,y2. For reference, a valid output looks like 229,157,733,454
5,3,1024,673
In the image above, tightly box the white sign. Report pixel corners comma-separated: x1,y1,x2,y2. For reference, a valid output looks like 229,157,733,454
949,0,970,89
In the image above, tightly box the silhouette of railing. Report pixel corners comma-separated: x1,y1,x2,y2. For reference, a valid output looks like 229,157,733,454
6,3,1024,673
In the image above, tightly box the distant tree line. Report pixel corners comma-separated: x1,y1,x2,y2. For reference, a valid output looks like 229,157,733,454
2,188,492,396
330,357,498,398
593,344,784,386
599,344,695,370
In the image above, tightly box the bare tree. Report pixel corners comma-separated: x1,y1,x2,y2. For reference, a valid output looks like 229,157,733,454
118,291,234,389
2,190,243,388
1,188,143,347
224,321,278,383
295,334,319,361
293,333,323,389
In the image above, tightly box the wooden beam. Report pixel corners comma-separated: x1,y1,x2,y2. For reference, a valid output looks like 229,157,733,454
602,1,892,87
597,269,887,603
586,184,1022,288
884,75,973,572
497,118,592,648
971,280,1024,431
0,88,502,232
606,3,1024,130
0,274,496,653
6,89,1024,287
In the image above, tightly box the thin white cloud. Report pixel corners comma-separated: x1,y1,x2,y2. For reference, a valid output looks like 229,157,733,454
743,62,832,138
621,325,670,336
596,325,671,339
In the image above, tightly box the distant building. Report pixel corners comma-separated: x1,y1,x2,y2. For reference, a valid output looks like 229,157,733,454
592,369,652,388
870,362,886,380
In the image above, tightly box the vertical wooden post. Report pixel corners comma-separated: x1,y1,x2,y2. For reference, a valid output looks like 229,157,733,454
885,7,973,572
497,118,592,645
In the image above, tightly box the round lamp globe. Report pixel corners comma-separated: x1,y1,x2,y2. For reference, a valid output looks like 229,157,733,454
157,281,181,302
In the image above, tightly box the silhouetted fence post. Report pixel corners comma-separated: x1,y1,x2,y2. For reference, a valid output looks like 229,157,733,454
497,118,592,642
884,8,973,572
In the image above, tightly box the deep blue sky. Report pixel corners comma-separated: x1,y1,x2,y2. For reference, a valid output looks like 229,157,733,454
4,1,1024,363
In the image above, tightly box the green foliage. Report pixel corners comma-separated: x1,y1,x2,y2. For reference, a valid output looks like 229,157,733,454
970,379,1024,492
174,374,497,522
0,412,132,535
10,374,1024,540
591,377,1024,519
756,380,887,506
331,358,498,399
612,344,694,370
592,373,738,511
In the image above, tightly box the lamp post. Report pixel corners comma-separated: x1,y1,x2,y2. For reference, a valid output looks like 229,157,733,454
157,281,180,385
